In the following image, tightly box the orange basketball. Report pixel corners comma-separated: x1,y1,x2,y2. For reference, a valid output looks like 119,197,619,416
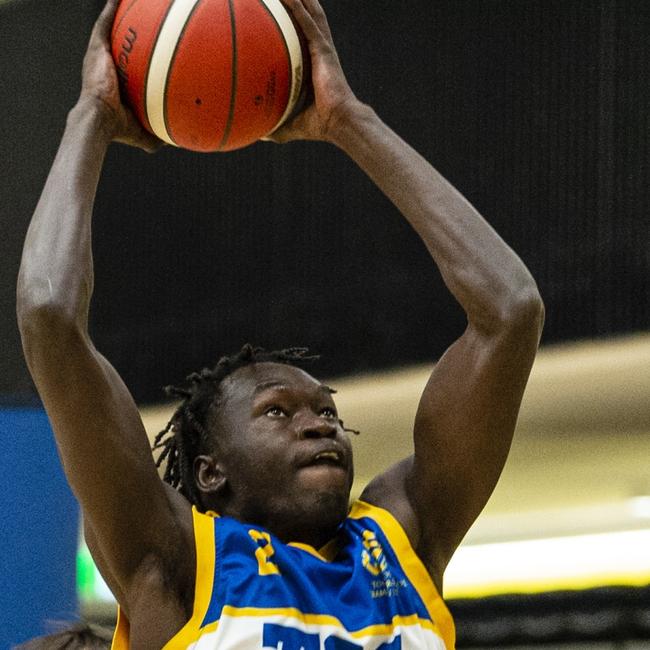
111,0,306,152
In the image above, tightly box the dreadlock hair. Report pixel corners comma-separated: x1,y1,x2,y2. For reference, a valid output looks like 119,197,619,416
13,621,113,649
153,344,358,509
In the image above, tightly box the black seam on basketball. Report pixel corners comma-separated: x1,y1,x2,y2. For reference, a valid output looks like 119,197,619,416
217,0,238,151
255,0,293,93
111,0,141,43
255,0,302,129
163,0,204,145
143,0,178,134
255,0,291,61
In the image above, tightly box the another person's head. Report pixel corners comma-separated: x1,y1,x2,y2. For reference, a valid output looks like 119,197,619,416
13,622,113,649
155,345,357,542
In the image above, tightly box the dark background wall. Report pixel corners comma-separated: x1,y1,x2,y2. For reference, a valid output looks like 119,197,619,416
2,0,648,404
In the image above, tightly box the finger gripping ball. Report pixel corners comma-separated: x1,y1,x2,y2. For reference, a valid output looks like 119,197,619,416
111,0,305,152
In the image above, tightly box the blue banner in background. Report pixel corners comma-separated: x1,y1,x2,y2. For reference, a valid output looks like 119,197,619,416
0,407,79,647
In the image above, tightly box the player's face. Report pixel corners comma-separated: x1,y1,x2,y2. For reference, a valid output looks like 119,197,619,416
208,362,355,542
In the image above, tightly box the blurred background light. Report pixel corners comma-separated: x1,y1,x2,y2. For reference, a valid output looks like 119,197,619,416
445,528,650,599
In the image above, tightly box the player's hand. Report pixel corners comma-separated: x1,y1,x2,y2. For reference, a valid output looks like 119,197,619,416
266,0,360,144
78,0,162,153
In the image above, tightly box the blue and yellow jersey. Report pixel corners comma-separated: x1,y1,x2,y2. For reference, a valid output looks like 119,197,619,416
112,500,455,649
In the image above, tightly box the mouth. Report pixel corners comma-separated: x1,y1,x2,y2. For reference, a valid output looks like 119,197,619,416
311,450,344,466
296,447,351,490
300,447,346,469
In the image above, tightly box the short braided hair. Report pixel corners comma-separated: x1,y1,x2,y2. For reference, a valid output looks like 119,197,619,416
13,621,113,649
153,344,320,507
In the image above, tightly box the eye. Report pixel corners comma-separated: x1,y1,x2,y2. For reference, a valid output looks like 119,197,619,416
320,406,337,419
264,405,286,418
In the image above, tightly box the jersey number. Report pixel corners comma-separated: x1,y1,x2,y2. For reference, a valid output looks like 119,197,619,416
263,623,402,649
249,529,281,575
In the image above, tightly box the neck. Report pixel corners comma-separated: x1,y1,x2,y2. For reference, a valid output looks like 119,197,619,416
215,493,349,548
267,520,341,549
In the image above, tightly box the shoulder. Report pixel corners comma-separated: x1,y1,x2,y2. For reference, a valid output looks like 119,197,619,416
358,457,421,547
358,457,447,590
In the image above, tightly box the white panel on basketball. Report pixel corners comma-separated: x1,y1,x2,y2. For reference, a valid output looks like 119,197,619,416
146,0,202,146
260,0,304,134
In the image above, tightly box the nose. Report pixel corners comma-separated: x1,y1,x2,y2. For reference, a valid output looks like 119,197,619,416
299,414,338,440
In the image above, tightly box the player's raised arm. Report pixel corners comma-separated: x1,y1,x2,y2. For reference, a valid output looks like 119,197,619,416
278,0,544,587
16,0,192,623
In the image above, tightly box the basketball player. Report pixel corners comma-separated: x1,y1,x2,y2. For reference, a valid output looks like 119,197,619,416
17,0,544,648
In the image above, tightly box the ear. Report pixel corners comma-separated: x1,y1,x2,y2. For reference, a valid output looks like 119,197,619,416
194,454,227,495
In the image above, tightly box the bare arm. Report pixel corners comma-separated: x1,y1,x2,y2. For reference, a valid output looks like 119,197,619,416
16,0,192,611
277,0,544,586
334,105,544,578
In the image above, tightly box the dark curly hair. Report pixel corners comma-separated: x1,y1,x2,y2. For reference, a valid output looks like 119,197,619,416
13,621,113,649
153,344,357,508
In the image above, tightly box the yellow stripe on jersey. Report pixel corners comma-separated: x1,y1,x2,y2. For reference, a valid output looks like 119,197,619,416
288,541,330,561
162,610,441,646
349,501,456,650
163,507,217,649
188,609,445,646
287,536,340,562
216,605,438,638
111,507,216,650
110,607,129,650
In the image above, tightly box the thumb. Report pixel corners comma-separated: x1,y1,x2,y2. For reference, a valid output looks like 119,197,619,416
261,127,294,144
115,131,166,153
115,106,167,152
